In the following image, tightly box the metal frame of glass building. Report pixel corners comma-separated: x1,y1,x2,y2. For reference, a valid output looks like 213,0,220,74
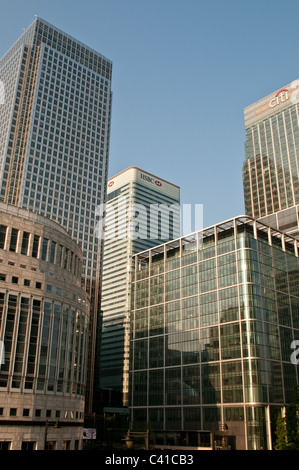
243,80,299,239
99,167,180,408
129,216,299,450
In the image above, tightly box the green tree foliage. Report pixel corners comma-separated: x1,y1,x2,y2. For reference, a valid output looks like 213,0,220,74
275,399,299,450
275,412,287,450
285,403,299,450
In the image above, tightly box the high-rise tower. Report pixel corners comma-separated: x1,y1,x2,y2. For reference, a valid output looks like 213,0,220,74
0,17,113,413
99,167,180,407
243,80,299,239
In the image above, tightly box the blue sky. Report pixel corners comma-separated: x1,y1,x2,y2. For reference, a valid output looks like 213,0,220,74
0,0,298,228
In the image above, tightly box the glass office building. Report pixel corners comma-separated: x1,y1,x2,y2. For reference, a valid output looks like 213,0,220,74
130,216,299,450
243,81,299,239
99,167,180,407
0,17,113,413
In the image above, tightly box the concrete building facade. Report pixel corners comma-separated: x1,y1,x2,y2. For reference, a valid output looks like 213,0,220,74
0,203,90,449
0,17,113,413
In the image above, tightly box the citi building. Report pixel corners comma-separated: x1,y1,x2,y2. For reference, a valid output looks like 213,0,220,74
243,80,299,239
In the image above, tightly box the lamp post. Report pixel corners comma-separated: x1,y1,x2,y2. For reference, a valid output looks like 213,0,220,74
44,420,61,450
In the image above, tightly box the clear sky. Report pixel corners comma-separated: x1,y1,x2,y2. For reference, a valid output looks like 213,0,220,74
0,0,298,229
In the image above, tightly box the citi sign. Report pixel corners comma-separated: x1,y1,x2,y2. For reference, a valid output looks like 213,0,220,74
140,172,162,187
269,88,289,108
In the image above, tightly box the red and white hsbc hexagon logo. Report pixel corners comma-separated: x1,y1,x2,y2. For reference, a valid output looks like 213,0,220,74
140,172,162,187
108,181,114,188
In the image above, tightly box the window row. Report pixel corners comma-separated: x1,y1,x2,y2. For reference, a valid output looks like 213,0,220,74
0,225,82,277
0,406,83,420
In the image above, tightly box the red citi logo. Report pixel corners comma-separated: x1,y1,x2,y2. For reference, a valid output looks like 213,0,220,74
269,88,289,108
155,180,162,187
108,181,114,187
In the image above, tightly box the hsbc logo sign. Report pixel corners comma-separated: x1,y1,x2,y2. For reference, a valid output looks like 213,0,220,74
269,88,289,108
140,172,162,187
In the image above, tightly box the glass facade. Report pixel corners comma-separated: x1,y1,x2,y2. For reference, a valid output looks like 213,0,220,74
0,17,112,413
130,216,299,450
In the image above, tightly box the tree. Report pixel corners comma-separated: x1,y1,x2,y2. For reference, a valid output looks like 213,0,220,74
275,401,299,450
275,412,287,450
285,403,299,450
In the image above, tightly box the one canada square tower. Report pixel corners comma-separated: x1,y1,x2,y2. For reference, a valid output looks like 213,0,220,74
0,16,113,413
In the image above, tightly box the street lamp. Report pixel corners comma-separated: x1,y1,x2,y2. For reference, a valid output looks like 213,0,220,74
44,420,61,450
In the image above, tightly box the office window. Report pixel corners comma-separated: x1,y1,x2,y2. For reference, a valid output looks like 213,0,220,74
21,442,35,450
21,232,30,255
41,238,48,260
56,244,63,266
0,442,11,450
50,241,56,264
9,229,18,252
0,225,7,249
32,235,40,258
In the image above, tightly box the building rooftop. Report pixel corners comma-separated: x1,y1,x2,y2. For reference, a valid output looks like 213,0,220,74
134,215,299,262
107,166,180,189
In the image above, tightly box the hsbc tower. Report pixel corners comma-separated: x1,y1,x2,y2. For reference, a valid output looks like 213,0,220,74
97,167,180,408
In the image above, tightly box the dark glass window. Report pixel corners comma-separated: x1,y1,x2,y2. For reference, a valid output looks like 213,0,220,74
21,232,30,255
9,229,18,252
0,225,7,249
50,241,56,264
32,235,40,258
41,238,48,260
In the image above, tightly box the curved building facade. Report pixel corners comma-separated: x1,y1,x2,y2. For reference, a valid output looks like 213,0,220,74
0,203,90,450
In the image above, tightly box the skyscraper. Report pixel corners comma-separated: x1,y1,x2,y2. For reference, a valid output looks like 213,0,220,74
243,80,299,239
0,17,113,413
99,167,180,407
